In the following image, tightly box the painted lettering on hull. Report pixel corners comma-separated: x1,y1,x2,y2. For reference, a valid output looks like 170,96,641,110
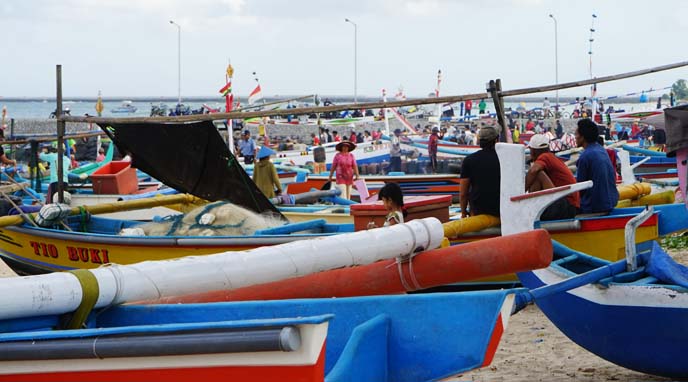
30,241,110,265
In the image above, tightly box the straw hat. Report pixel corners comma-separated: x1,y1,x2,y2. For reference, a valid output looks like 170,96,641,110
335,141,356,151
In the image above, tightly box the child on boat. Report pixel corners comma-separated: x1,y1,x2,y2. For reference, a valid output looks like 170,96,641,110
378,182,405,226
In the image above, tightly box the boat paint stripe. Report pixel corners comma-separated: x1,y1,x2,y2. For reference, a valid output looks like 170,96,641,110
530,269,688,308
0,347,326,382
0,323,328,375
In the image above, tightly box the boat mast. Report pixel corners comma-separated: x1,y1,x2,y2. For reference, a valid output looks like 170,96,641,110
382,88,390,136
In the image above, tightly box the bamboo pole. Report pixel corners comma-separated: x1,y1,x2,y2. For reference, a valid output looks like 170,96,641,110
1,131,106,146
0,193,198,228
58,60,688,125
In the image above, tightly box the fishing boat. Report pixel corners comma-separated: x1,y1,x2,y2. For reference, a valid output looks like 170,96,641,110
0,216,520,381
0,288,518,382
111,101,137,114
287,173,462,200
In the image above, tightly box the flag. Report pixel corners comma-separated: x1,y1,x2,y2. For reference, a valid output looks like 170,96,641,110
435,70,442,97
248,84,263,105
226,64,234,78
219,81,232,97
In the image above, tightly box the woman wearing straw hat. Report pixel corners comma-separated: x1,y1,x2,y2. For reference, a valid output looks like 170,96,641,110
328,140,359,199
252,146,282,198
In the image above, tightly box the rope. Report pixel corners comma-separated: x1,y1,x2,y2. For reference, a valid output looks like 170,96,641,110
393,223,425,292
63,269,99,329
78,206,89,232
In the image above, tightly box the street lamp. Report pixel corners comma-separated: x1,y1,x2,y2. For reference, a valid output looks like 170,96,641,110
169,20,182,106
344,18,357,103
548,14,559,115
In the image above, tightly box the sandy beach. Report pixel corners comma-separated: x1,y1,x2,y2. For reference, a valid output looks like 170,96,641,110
454,248,688,382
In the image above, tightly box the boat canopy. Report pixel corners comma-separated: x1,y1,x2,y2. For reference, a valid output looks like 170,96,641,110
98,120,284,218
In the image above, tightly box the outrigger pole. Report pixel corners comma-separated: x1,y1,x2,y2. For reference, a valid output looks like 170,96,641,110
60,60,688,126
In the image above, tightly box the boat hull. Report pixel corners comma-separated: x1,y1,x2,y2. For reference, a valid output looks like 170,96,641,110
519,262,688,378
0,291,518,382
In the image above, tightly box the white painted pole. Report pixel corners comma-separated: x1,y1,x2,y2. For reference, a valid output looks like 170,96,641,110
382,88,390,136
0,218,444,320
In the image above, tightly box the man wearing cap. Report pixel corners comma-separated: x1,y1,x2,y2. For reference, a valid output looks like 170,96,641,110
239,130,256,165
428,127,440,173
252,146,282,198
460,126,500,218
389,128,403,173
575,119,619,214
525,134,579,220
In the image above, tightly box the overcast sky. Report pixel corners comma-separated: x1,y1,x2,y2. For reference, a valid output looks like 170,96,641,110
2,0,688,99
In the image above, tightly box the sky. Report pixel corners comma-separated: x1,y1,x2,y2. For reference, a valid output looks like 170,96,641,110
2,0,688,99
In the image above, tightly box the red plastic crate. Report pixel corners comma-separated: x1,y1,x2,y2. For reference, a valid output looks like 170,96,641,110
91,161,138,195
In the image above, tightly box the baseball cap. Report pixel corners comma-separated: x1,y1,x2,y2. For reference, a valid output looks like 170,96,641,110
528,134,550,149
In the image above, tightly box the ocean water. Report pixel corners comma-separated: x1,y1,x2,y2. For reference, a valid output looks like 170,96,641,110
0,98,665,120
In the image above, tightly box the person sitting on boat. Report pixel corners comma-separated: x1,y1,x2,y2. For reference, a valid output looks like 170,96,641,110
378,182,405,226
0,143,17,168
39,144,72,204
460,126,500,218
311,133,320,146
575,119,619,214
252,146,282,198
332,131,342,143
239,130,256,165
363,130,372,142
349,130,357,143
328,140,359,200
525,134,579,220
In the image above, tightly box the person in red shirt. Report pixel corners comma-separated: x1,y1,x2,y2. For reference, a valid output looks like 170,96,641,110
349,130,357,143
525,134,579,220
464,100,473,117
428,126,440,173
525,118,536,131
311,133,320,146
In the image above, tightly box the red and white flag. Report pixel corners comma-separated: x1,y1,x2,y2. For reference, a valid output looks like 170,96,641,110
435,70,442,98
248,84,263,105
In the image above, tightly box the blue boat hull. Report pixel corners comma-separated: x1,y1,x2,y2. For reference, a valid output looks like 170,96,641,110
0,291,516,382
519,243,688,379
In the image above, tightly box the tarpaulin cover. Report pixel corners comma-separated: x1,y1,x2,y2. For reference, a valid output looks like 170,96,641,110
642,241,688,289
98,121,284,218
663,104,688,157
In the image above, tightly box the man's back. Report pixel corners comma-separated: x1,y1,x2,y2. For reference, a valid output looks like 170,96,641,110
461,148,500,216
536,152,580,208
576,143,619,213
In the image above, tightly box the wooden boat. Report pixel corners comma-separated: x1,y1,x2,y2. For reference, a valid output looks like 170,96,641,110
515,206,688,379
287,173,462,200
0,217,516,381
0,289,518,382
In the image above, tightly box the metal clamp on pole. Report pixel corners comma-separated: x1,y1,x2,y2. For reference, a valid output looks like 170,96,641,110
624,206,654,272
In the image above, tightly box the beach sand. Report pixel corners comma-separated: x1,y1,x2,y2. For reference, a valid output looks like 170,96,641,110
453,248,688,382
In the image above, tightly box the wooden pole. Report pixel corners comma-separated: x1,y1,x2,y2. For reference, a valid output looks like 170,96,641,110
55,65,65,204
0,194,198,228
1,131,106,146
488,79,508,141
59,59,688,125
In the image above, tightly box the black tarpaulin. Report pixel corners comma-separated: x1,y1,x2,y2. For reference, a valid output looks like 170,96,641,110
663,105,688,157
98,121,283,218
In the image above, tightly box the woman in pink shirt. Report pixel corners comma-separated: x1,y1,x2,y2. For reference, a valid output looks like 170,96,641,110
328,141,359,199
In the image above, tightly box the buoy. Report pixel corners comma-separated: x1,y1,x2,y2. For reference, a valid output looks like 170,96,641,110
144,229,552,304
443,214,501,238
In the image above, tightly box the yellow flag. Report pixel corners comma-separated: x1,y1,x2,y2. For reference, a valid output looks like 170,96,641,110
226,64,234,78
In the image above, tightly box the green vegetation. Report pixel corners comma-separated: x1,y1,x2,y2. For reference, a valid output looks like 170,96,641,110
661,233,688,251
672,79,688,100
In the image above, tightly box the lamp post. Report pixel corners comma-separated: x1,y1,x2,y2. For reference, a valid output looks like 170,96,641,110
169,20,182,106
548,14,559,115
588,13,597,119
344,18,357,103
